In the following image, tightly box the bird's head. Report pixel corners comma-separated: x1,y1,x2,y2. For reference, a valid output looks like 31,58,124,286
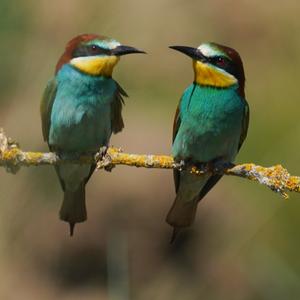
170,43,245,96
56,34,145,77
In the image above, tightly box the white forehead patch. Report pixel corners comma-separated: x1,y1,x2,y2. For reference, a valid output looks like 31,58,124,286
197,43,222,57
106,40,121,49
91,39,121,50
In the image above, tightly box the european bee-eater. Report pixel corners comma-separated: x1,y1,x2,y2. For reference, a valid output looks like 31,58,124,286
40,34,144,235
167,43,249,237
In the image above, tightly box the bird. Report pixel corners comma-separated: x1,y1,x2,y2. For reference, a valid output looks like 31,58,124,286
40,34,145,235
167,42,249,241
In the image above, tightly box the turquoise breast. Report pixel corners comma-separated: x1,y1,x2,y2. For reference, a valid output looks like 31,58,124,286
49,64,117,151
172,84,245,162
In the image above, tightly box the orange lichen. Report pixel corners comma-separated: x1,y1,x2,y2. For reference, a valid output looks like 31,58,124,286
286,176,300,192
25,152,47,164
105,148,174,169
1,148,20,162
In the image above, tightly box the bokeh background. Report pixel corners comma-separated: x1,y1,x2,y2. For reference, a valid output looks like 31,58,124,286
0,0,300,299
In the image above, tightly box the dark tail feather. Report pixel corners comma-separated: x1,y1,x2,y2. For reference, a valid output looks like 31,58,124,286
170,227,181,244
166,197,198,243
166,195,198,228
69,222,75,236
59,183,87,236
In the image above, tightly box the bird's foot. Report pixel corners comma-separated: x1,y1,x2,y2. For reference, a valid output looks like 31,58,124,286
175,159,208,175
173,160,185,171
99,146,108,158
193,161,209,173
211,159,234,175
96,146,115,171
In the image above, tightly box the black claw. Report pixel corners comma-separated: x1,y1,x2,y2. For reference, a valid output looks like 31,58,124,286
95,146,112,170
212,159,234,174
99,146,108,159
174,160,185,171
69,222,75,236
170,227,180,244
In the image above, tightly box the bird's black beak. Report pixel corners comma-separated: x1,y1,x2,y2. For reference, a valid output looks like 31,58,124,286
112,45,146,56
169,46,206,62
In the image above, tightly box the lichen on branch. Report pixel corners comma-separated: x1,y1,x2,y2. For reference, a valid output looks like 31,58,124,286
0,128,299,199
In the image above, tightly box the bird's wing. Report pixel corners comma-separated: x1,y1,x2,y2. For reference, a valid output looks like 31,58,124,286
172,83,198,193
40,78,66,191
238,99,249,151
198,99,250,201
40,78,57,142
111,81,128,134
172,105,181,193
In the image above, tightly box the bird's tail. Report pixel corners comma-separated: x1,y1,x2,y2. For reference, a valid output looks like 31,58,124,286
59,182,87,236
166,194,198,229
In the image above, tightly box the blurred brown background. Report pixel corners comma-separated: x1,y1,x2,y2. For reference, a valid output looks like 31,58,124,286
0,0,300,299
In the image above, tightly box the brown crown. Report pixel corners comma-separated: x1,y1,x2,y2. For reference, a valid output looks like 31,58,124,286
55,33,108,73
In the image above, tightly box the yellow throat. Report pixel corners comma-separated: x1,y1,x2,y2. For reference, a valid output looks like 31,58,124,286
193,60,237,88
70,55,120,76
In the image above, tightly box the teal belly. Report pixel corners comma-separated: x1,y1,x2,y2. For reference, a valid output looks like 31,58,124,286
50,100,112,151
172,84,245,162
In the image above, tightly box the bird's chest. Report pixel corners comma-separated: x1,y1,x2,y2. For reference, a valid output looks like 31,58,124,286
49,71,116,151
173,87,245,161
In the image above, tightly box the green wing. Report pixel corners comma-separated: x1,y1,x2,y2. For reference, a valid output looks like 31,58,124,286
172,105,181,193
111,81,128,134
173,84,197,192
238,99,250,151
40,78,57,142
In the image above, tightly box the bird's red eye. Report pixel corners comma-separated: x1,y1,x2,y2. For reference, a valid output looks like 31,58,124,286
216,57,225,66
91,45,98,51
209,56,227,67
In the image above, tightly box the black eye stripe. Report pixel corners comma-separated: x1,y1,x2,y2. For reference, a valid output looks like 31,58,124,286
72,45,111,58
206,55,240,79
208,56,229,65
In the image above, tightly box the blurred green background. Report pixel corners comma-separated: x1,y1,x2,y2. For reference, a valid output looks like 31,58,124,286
0,0,300,299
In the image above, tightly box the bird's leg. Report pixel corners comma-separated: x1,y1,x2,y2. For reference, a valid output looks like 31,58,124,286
95,146,115,171
211,158,234,175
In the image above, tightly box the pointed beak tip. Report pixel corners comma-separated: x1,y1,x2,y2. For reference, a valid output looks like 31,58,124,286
137,49,147,54
113,45,146,56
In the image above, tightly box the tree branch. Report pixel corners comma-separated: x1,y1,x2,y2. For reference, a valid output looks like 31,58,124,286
1,128,299,199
